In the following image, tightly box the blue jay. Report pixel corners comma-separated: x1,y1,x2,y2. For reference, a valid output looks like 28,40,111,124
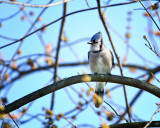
88,32,115,107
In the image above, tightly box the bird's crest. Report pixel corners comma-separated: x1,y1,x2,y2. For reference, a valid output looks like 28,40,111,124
91,32,102,43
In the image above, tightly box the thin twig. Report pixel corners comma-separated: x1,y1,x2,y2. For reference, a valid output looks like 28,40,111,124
115,89,143,124
103,101,129,123
1,98,19,128
145,43,160,57
144,107,160,128
8,113,20,128
151,72,160,84
63,116,77,128
50,1,67,110
115,72,155,123
96,0,131,122
143,35,160,57
0,0,71,8
0,0,139,50
64,88,77,104
0,35,17,41
138,0,160,31
0,0,54,85
85,0,90,8
0,0,32,21
80,72,129,122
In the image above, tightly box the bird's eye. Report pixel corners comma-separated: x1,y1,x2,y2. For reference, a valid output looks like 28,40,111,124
93,40,98,44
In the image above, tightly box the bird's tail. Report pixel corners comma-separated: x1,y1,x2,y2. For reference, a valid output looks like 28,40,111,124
93,82,106,108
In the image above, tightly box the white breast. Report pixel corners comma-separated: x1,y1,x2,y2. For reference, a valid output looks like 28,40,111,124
89,51,111,74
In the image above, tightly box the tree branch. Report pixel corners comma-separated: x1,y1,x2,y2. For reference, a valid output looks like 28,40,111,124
50,1,67,112
2,74,160,113
115,65,160,123
108,121,160,128
96,0,131,122
144,107,160,128
138,0,160,31
0,0,138,49
0,0,71,8
0,63,157,95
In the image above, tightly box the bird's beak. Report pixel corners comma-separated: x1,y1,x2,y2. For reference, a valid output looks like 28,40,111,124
87,41,92,44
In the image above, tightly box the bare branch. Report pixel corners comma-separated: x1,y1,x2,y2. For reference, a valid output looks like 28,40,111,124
103,100,129,123
138,0,160,31
0,0,71,8
115,72,154,123
85,0,90,8
96,0,131,122
50,1,67,114
109,121,160,128
8,113,19,128
0,0,139,49
2,74,160,113
82,74,129,123
63,116,77,128
143,35,160,57
151,72,160,83
144,107,160,128
0,62,154,91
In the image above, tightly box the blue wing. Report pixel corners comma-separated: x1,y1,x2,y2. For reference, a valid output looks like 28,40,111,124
88,51,90,61
109,50,115,67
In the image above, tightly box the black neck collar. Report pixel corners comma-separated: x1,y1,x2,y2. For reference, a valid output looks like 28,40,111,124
92,39,103,53
92,49,102,53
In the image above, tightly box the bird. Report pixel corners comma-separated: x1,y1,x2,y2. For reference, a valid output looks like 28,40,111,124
88,32,115,107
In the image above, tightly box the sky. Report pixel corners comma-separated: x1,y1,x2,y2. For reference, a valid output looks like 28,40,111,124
0,0,160,127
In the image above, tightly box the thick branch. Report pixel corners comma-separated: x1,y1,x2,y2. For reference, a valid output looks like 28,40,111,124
2,74,160,113
108,121,160,128
0,0,71,8
0,63,154,92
